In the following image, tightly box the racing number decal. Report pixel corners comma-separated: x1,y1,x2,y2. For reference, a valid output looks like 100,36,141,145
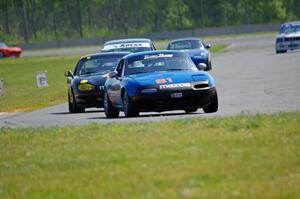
166,78,173,83
155,78,173,84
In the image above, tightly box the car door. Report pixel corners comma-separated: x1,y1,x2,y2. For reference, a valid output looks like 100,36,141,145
108,59,125,107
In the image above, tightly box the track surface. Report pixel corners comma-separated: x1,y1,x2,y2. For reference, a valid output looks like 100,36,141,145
1,35,300,128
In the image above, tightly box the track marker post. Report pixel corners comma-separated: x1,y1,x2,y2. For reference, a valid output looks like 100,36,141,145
36,71,48,88
0,78,3,96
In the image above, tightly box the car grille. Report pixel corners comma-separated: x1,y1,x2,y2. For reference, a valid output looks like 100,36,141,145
285,37,300,42
277,37,300,42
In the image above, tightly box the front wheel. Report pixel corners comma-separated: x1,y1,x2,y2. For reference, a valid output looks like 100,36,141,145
205,59,212,71
123,91,139,117
0,52,4,58
276,50,287,54
68,91,85,113
203,91,218,113
104,92,119,118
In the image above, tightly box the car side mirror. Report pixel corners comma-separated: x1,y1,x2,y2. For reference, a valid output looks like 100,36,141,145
109,71,118,78
205,44,211,49
197,63,207,71
64,70,74,78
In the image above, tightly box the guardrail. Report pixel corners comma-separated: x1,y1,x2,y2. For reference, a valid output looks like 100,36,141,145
19,23,280,50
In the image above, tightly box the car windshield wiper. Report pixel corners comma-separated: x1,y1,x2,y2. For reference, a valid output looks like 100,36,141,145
130,71,148,75
165,68,186,71
80,72,98,75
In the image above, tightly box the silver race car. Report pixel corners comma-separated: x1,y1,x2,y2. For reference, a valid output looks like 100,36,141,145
275,21,300,54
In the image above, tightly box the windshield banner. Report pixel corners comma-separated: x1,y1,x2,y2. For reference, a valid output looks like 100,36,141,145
103,42,151,50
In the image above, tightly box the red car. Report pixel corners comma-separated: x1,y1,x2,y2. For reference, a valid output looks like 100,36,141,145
0,42,22,58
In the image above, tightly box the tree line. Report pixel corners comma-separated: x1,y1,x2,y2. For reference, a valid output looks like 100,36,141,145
0,0,299,44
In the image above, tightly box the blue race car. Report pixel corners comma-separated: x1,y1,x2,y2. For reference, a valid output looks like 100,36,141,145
167,38,212,70
104,50,218,118
101,38,156,53
64,52,129,113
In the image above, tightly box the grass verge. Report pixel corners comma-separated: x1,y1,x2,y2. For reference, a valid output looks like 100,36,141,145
0,112,299,198
0,55,81,112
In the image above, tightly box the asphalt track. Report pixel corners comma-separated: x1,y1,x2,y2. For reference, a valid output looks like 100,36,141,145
1,35,300,128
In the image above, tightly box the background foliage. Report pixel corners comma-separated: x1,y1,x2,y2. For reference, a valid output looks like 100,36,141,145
0,0,299,44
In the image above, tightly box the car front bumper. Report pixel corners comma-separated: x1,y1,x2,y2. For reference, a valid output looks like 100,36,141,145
75,91,104,108
276,40,300,51
131,87,216,112
191,57,209,66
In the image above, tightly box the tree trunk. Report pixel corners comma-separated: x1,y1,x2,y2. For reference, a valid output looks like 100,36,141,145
200,0,205,28
76,0,83,38
14,0,30,42
87,0,92,28
22,1,30,42
29,0,37,40
1,1,10,34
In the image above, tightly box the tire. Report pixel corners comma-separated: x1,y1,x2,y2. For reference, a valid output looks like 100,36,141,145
0,52,4,58
205,59,212,71
104,92,119,118
184,108,198,113
122,90,139,117
68,91,85,113
12,53,18,58
203,90,218,113
276,50,287,54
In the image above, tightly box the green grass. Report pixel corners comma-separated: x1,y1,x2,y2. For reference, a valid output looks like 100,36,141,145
203,31,277,40
0,44,227,112
209,44,228,53
0,112,299,198
0,55,81,112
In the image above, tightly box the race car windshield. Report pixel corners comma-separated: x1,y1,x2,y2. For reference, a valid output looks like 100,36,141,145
102,42,152,53
76,56,121,76
125,53,198,75
168,40,203,50
103,47,151,53
282,25,300,34
0,43,7,47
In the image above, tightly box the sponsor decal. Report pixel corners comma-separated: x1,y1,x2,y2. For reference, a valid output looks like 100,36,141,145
155,78,173,84
159,82,191,90
144,54,173,59
171,92,183,98
103,42,151,50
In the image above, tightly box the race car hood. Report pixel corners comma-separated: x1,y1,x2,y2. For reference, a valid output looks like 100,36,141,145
74,74,107,86
128,70,214,87
178,49,208,57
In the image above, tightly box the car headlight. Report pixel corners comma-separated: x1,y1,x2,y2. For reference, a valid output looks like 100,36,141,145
78,83,95,91
141,88,158,93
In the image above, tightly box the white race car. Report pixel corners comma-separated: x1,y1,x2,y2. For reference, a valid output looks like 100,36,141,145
275,21,300,54
101,38,156,53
